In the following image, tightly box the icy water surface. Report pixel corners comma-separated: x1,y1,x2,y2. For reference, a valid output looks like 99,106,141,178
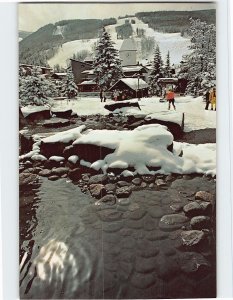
20,177,216,299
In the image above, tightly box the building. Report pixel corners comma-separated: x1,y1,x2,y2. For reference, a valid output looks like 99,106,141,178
109,78,148,99
19,64,53,76
70,59,92,84
119,38,137,67
51,72,67,80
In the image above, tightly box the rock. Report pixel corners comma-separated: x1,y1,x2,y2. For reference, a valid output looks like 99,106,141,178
183,201,203,217
19,172,39,187
82,174,90,182
140,182,147,188
180,230,205,247
125,209,146,220
195,191,214,203
105,183,116,193
51,167,69,176
190,216,211,230
166,174,175,182
89,184,106,199
170,204,183,212
51,109,73,119
117,180,131,187
95,194,116,206
128,120,145,129
81,116,87,122
159,214,189,231
178,252,211,273
38,169,51,177
198,201,212,214
116,186,132,198
19,131,33,154
104,101,141,112
98,209,123,222
155,179,167,187
148,183,154,188
40,141,71,158
23,107,51,123
117,198,130,206
142,175,155,183
68,168,81,181
48,175,59,181
42,118,70,128
88,174,108,185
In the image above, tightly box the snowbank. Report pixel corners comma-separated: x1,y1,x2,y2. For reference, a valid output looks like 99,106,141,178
42,125,86,144
71,124,216,176
21,105,50,118
145,111,184,127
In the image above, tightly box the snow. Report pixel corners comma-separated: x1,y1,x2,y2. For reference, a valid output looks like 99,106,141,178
119,78,148,90
49,156,65,162
42,125,86,144
68,155,79,164
51,95,215,132
48,17,190,68
71,124,216,176
21,105,50,118
31,154,47,161
145,111,184,127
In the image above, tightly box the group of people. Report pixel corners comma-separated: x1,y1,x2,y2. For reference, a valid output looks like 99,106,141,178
205,87,216,111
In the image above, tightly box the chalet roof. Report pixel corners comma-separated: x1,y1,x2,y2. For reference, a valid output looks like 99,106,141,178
109,78,148,91
157,78,178,84
78,80,96,85
52,72,67,76
120,38,137,52
81,69,95,75
122,66,148,73
70,59,92,66
20,63,53,70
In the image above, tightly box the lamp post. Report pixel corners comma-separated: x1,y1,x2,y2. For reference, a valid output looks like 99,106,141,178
137,73,141,101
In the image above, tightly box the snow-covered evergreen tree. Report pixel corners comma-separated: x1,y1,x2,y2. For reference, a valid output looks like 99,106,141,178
19,67,55,106
63,70,78,99
149,45,164,95
179,18,216,93
165,51,172,77
93,27,122,90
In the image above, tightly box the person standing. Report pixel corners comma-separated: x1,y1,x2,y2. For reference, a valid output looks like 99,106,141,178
166,89,176,110
100,89,103,102
209,87,216,111
103,90,106,102
205,89,210,110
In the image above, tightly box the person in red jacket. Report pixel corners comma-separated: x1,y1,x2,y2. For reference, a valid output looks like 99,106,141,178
166,89,176,110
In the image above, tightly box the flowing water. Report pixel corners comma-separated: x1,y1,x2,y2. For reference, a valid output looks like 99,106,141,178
20,176,216,299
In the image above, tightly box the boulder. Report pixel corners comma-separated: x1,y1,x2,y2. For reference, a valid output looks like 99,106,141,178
38,169,51,177
48,175,59,181
180,230,205,248
89,184,106,198
116,186,132,198
104,101,141,112
68,168,81,181
19,172,39,188
42,118,70,128
195,191,214,203
190,216,211,230
95,194,116,206
132,178,142,185
51,167,69,176
178,252,211,274
159,214,189,231
183,201,203,217
88,174,108,185
117,180,131,187
155,179,167,187
23,108,51,123
51,109,73,119
105,183,117,193
19,131,33,154
40,141,72,158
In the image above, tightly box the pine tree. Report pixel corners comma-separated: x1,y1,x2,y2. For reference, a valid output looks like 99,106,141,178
19,67,55,106
165,51,171,77
93,27,122,90
180,18,216,93
149,45,164,96
63,70,78,99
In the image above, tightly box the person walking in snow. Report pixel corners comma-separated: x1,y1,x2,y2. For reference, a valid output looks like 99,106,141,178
205,89,210,110
166,89,176,110
103,90,106,102
209,87,216,111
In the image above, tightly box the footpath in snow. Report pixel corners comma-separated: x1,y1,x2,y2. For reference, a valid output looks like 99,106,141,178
51,95,216,132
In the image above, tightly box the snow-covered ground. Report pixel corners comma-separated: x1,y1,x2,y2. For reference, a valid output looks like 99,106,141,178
51,95,216,132
48,16,190,68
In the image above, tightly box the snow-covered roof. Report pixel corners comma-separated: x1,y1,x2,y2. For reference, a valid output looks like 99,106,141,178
157,78,178,83
84,56,94,62
81,69,95,75
52,73,67,76
122,66,147,73
78,80,96,85
120,38,137,52
120,78,148,90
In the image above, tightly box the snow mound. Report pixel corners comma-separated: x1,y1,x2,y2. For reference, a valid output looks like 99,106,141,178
42,125,86,144
71,124,215,176
145,111,184,127
21,106,50,118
